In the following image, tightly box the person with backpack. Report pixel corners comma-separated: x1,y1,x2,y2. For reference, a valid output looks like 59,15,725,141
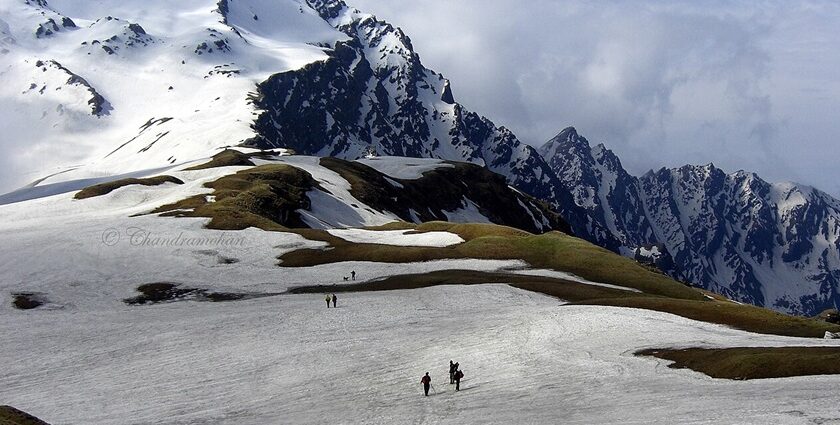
351,270,356,281
325,294,331,308
449,360,456,384
420,372,432,396
332,294,337,308
454,369,464,391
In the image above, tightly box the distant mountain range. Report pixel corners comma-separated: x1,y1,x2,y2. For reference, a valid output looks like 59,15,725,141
2,0,839,316
540,128,840,315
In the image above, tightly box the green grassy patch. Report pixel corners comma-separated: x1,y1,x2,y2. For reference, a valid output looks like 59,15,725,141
184,149,255,170
152,164,317,230
288,269,635,302
637,346,840,380
576,297,840,338
280,222,701,301
74,175,183,199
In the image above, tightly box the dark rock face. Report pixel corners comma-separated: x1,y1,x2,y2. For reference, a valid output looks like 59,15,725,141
539,127,655,251
34,60,111,116
539,128,840,316
79,17,156,56
320,158,570,234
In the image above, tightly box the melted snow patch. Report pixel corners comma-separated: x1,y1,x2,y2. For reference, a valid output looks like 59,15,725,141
326,229,464,247
509,268,642,293
444,197,492,224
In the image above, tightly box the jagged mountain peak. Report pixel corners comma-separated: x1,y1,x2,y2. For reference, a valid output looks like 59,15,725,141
554,126,580,141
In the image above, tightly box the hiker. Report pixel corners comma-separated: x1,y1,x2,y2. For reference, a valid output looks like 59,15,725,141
332,293,337,308
454,369,464,391
421,372,432,396
351,270,356,281
325,294,331,308
449,360,456,384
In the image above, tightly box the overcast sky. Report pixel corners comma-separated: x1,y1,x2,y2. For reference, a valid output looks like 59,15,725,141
353,0,840,196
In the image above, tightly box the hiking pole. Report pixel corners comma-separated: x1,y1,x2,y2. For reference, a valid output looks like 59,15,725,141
430,383,437,395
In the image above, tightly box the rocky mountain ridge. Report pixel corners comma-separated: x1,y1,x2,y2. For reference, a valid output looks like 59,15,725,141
539,127,840,315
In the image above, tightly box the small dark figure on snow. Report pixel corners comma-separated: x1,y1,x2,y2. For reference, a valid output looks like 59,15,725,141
332,294,337,308
325,294,331,308
343,276,349,281
421,372,432,396
449,360,456,384
454,369,464,391
351,270,356,281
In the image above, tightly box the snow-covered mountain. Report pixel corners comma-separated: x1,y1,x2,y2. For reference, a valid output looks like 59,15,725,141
0,0,345,189
540,127,840,316
244,0,610,247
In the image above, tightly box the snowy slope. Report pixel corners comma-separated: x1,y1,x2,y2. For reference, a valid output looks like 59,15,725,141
0,0,344,192
0,157,530,309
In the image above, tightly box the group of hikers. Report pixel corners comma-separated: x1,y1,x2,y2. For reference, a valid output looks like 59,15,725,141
420,361,465,396
324,270,358,307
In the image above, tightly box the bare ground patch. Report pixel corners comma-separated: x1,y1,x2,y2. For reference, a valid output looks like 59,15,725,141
11,293,47,310
124,283,278,305
0,405,51,425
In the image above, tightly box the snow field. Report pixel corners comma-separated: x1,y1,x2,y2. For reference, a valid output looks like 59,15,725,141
3,284,840,424
354,156,454,180
326,228,465,247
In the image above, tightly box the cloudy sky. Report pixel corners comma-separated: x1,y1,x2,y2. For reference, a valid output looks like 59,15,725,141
354,0,840,195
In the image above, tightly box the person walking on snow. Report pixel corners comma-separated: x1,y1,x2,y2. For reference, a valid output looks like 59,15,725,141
325,294,331,308
351,270,356,281
449,361,456,384
331,294,337,308
454,369,464,391
421,372,432,396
